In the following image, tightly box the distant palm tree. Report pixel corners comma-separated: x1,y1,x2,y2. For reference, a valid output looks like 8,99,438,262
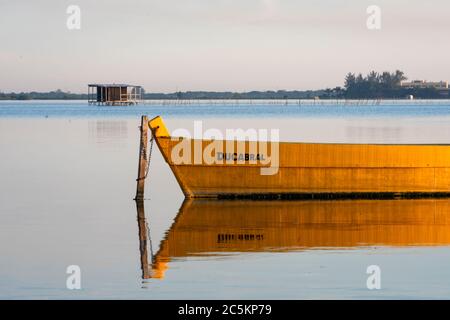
393,70,407,85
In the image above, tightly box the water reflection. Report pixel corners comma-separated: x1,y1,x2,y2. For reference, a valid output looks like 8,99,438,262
88,120,128,147
137,199,450,279
345,125,403,142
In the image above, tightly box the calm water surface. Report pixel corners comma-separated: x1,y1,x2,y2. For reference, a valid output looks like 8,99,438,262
2,100,450,299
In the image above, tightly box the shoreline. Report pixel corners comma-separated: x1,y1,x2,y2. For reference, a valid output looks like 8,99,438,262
1,98,450,103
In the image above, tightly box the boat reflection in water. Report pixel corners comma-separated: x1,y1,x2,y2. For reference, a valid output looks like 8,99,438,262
136,199,450,279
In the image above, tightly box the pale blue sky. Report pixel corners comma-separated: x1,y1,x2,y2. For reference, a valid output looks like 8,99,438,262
0,0,449,92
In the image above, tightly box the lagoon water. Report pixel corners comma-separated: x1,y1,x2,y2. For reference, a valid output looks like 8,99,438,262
2,100,450,299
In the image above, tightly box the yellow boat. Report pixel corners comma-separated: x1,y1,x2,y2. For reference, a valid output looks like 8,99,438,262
137,199,450,279
147,116,450,199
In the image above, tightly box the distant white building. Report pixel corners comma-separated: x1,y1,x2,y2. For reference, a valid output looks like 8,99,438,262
401,80,449,90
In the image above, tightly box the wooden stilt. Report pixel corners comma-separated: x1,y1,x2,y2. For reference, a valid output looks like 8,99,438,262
135,115,149,200
135,199,151,279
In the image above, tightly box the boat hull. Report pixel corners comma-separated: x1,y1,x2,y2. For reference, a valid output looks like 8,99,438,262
155,137,450,198
148,116,450,199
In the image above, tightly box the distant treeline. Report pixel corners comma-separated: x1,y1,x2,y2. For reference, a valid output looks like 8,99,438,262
0,89,88,100
1,71,448,100
144,90,327,100
343,70,447,99
0,89,328,100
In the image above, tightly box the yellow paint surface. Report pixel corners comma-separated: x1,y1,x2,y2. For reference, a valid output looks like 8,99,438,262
149,116,450,197
150,199,450,278
149,116,170,137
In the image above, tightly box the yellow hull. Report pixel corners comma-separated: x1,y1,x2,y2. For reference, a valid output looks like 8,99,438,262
147,199,450,278
149,116,450,198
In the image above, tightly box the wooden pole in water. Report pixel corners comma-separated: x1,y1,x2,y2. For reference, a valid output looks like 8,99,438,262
135,115,149,200
136,199,151,279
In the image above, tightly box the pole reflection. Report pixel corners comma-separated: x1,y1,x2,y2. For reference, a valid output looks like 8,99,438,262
137,199,450,280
